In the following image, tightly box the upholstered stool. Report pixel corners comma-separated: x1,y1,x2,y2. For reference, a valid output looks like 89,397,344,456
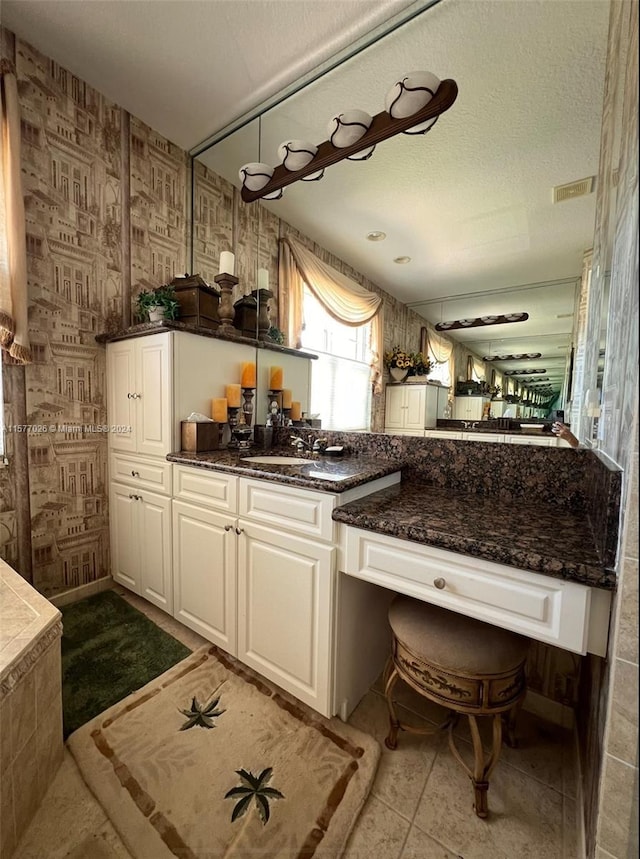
384,595,530,818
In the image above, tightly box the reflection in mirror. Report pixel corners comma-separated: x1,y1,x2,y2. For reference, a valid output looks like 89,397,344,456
190,0,609,438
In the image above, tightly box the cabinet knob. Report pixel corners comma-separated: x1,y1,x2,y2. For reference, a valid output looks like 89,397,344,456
129,493,141,501
433,577,446,590
235,527,244,535
224,524,233,532
131,470,140,477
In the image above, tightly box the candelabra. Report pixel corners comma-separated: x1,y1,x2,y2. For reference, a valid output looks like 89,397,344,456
242,387,255,426
268,390,283,426
214,272,239,332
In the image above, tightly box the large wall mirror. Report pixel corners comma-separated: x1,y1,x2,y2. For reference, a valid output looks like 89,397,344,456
191,0,610,437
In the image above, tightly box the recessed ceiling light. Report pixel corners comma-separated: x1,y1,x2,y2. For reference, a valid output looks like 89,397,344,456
366,231,386,241
393,256,411,264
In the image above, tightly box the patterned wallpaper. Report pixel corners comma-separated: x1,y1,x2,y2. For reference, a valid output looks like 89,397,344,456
0,28,189,596
0,24,622,722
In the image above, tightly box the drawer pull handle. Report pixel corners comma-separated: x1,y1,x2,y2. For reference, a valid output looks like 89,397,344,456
224,524,233,532
129,493,141,501
235,527,244,535
433,577,446,590
131,470,140,477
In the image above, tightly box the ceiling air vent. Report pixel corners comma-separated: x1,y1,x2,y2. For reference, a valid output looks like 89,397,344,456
553,176,595,203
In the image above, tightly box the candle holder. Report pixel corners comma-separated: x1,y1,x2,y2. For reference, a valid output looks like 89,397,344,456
268,390,283,426
214,272,239,331
252,288,274,341
228,425,253,451
227,405,240,430
242,387,255,426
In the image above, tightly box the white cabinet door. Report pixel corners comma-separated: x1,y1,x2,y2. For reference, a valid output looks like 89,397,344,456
110,482,172,613
172,500,237,653
384,385,405,429
139,490,172,612
385,383,436,433
107,340,138,453
404,385,428,431
110,482,140,591
237,520,335,716
107,333,173,455
137,336,173,457
453,396,488,421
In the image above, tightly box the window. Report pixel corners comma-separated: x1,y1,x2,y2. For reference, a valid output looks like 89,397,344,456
300,286,372,431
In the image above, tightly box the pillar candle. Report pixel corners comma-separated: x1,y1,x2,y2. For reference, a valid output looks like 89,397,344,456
219,251,235,275
290,401,301,421
225,384,241,407
269,366,283,390
282,388,292,408
258,267,269,291
211,398,228,422
240,361,256,388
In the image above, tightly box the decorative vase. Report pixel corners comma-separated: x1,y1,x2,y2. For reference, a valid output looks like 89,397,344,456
390,367,408,382
148,307,164,323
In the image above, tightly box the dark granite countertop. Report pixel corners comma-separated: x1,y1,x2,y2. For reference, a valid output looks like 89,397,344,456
167,448,615,591
332,480,615,590
167,449,400,493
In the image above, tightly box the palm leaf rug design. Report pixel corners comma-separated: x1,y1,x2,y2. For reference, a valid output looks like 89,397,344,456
67,644,380,858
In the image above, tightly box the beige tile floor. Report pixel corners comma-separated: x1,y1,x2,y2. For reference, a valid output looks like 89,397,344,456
13,587,580,859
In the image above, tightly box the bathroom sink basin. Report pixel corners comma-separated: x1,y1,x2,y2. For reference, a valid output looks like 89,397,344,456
241,456,310,465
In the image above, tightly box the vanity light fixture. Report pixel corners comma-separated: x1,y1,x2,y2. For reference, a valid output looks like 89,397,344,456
393,256,412,264
483,352,541,361
367,231,387,241
239,76,458,203
435,312,528,332
503,368,547,375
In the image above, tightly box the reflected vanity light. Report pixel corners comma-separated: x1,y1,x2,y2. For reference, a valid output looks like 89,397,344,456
239,75,458,203
483,352,542,361
504,368,546,375
435,312,528,331
367,231,387,241
394,256,411,264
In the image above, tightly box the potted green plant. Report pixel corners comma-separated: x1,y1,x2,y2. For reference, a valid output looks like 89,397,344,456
135,284,180,322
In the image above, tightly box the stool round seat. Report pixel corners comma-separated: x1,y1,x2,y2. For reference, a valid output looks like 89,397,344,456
384,595,530,818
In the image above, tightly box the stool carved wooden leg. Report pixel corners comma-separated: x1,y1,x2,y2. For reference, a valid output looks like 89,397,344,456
384,595,530,819
447,713,504,819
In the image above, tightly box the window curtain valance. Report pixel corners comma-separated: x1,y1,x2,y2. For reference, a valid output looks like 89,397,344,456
1,59,30,363
278,235,383,392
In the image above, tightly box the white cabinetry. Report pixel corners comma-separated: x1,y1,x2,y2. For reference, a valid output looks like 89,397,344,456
110,482,172,612
384,383,438,434
107,334,173,456
453,395,490,421
106,331,257,616
171,464,400,717
340,526,610,656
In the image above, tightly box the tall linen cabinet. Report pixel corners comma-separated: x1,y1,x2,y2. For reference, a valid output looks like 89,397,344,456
106,330,256,613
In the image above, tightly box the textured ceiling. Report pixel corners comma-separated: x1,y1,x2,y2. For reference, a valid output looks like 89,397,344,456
3,0,610,390
2,0,419,150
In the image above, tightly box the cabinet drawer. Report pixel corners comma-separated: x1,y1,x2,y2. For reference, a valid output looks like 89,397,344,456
239,478,335,542
173,465,238,513
110,453,172,495
463,432,504,443
506,435,556,447
341,526,591,653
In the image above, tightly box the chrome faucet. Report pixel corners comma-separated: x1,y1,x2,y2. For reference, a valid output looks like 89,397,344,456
290,435,312,452
290,435,328,454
